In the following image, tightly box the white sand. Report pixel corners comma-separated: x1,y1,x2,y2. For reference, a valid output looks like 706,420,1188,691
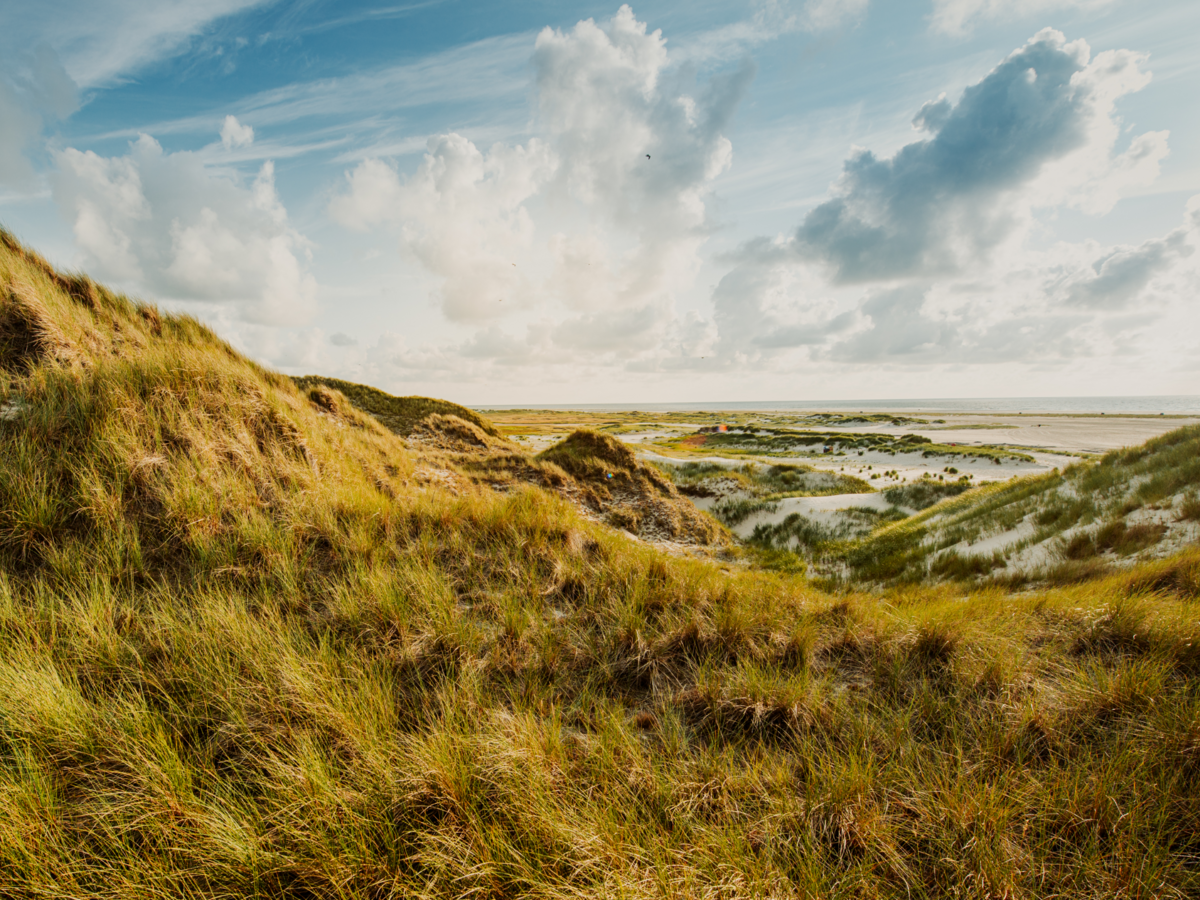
804,412,1198,455
800,413,1198,483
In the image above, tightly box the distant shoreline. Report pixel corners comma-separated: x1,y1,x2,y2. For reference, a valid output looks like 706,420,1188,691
474,396,1200,415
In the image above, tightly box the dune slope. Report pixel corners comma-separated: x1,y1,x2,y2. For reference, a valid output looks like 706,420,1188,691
1,228,1199,898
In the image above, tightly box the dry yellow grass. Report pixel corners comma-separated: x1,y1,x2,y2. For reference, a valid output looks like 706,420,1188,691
0,227,1198,898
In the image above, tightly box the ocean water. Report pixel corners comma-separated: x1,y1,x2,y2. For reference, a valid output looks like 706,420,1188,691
480,396,1200,415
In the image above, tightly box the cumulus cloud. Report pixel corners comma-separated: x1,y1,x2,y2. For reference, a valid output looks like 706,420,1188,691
930,0,1115,36
825,284,1091,364
220,115,254,149
1062,198,1199,310
53,132,316,324
710,254,854,363
533,6,749,241
552,304,663,354
698,28,1191,376
330,134,555,321
535,7,749,336
318,14,1185,389
822,195,1200,367
785,29,1162,284
330,4,751,352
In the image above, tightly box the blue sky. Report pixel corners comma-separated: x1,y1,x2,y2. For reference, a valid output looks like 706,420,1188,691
1,0,1197,403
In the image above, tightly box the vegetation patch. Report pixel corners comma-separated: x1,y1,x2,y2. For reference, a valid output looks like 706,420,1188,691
538,429,725,545
795,412,929,427
293,373,504,438
882,478,972,510
1065,520,1169,559
830,426,1200,585
662,460,871,501
710,497,780,527
663,426,1035,462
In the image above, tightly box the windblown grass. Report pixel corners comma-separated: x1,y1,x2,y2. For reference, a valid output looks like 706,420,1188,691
831,427,1200,586
1,227,1199,897
665,427,1036,463
663,460,871,500
293,373,503,438
882,478,972,510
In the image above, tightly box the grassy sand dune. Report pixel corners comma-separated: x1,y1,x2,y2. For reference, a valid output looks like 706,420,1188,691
825,426,1200,586
293,374,503,439
290,375,722,547
1,228,1199,897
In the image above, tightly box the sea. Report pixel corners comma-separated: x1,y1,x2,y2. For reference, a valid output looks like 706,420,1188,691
478,396,1200,415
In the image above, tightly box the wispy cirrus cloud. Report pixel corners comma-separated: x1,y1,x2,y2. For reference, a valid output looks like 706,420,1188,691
929,0,1118,36
70,30,536,166
0,0,277,88
673,0,870,65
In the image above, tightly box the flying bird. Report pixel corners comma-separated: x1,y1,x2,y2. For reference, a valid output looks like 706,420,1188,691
645,154,651,159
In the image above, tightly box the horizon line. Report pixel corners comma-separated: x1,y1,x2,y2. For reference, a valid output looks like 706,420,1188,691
470,394,1200,413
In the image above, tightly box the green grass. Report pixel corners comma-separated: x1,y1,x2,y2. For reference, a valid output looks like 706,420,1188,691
710,497,780,527
882,479,972,510
749,512,849,551
662,460,872,500
1,227,1200,897
664,428,1036,463
819,428,1200,586
292,373,504,438
795,413,929,427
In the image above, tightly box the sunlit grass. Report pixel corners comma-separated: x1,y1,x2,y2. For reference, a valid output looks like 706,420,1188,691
0,227,1199,897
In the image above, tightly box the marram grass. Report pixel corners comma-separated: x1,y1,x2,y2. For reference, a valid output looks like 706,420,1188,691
0,227,1199,897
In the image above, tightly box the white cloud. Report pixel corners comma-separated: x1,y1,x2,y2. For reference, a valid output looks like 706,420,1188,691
104,32,535,151
329,5,752,351
785,29,1160,283
0,81,42,189
26,45,80,118
220,114,254,149
0,46,79,190
330,134,556,321
53,132,316,324
2,0,274,89
930,0,1116,36
1061,197,1199,310
675,0,869,64
533,5,748,239
699,28,1193,377
800,0,870,32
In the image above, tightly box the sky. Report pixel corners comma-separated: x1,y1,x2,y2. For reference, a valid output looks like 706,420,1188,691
0,0,1197,404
